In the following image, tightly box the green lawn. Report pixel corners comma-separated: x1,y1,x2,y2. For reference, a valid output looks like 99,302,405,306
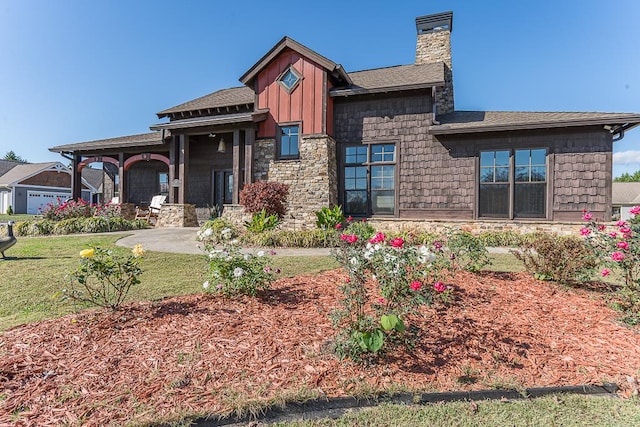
0,214,35,223
272,394,640,427
0,233,338,331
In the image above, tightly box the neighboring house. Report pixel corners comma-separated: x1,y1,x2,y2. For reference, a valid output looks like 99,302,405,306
612,182,640,221
49,11,640,228
0,162,99,214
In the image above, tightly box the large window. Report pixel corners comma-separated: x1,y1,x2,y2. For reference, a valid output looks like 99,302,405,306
343,144,396,216
479,148,547,218
158,172,169,196
278,124,299,159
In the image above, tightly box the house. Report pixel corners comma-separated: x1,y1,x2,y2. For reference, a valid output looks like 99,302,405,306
49,11,640,230
612,182,640,221
0,162,100,214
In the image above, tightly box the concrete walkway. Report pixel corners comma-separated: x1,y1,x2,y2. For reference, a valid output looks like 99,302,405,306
115,227,510,256
115,227,332,256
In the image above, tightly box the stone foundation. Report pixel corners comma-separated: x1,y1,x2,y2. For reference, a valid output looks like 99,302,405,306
368,218,585,237
119,203,136,221
156,203,198,227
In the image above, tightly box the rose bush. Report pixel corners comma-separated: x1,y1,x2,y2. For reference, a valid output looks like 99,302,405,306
582,208,640,323
64,244,145,310
198,226,279,297
331,230,452,362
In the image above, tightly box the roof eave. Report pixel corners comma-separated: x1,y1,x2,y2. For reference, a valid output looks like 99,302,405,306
430,117,640,135
330,82,444,98
150,110,268,131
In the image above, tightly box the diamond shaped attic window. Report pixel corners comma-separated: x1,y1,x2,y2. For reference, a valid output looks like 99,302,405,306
278,66,302,93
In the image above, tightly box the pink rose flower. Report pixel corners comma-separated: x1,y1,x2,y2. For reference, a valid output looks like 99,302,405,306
369,232,386,244
612,252,625,261
580,227,591,236
601,269,611,277
609,232,617,238
616,221,627,227
597,224,606,232
390,237,405,248
582,212,593,221
340,234,348,241
410,280,423,291
617,241,629,250
335,223,342,229
346,234,358,244
620,227,632,234
630,206,640,215
433,281,447,293
347,216,353,222
378,297,386,304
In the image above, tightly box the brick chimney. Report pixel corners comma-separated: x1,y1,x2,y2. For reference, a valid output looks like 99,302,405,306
415,11,454,115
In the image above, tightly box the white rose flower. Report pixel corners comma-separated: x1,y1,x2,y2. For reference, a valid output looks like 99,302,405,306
231,239,239,245
203,281,210,289
244,253,252,261
350,257,359,267
233,267,244,277
203,228,213,237
257,250,265,257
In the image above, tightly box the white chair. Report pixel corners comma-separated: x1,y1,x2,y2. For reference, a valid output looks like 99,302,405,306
135,195,166,224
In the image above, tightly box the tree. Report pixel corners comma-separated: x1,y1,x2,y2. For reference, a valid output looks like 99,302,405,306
614,170,640,182
2,151,27,163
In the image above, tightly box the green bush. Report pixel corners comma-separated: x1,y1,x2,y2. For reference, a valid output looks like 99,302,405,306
241,229,339,248
244,209,280,233
13,217,146,237
445,230,492,273
512,235,597,284
315,205,345,230
344,219,375,242
198,218,239,243
6,205,12,215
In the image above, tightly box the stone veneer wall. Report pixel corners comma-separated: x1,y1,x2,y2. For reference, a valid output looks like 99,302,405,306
119,203,136,220
368,218,585,237
415,29,453,115
250,135,337,230
156,203,198,227
221,204,252,228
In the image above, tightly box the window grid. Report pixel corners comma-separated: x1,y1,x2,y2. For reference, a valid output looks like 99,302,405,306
279,125,299,158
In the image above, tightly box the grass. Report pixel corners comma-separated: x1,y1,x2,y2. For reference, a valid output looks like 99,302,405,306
270,394,640,427
0,214,35,223
0,233,339,331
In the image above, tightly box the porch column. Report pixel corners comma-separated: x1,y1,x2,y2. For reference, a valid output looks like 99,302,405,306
72,154,82,200
178,134,189,204
232,129,240,204
118,152,127,203
168,136,177,203
244,128,254,187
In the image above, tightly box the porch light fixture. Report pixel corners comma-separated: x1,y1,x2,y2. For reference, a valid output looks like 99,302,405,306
217,137,226,153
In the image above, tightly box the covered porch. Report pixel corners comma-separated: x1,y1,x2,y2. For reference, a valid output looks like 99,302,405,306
49,110,267,226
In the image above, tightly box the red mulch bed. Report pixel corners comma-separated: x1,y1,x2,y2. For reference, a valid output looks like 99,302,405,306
1,270,639,426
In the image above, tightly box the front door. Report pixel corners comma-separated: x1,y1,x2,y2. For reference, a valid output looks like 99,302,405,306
212,169,233,215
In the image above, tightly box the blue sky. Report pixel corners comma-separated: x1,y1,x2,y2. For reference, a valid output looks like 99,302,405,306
1,0,639,176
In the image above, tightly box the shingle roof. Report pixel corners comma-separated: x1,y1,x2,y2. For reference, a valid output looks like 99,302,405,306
0,160,20,177
156,87,254,118
431,111,640,134
612,182,640,205
331,63,445,96
0,162,65,187
82,167,104,192
49,132,165,154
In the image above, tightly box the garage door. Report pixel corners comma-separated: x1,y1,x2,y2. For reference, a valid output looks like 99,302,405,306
27,190,70,214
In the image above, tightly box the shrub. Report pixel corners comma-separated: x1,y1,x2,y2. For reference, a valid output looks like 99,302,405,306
582,208,640,323
240,229,340,248
64,245,145,310
199,226,279,297
512,235,597,283
198,218,238,244
13,217,146,236
316,206,345,230
40,198,121,221
445,230,492,273
343,218,375,242
245,209,280,233
331,230,452,362
6,205,12,215
239,181,289,219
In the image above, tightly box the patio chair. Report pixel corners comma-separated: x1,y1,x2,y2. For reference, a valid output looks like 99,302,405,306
135,195,166,224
